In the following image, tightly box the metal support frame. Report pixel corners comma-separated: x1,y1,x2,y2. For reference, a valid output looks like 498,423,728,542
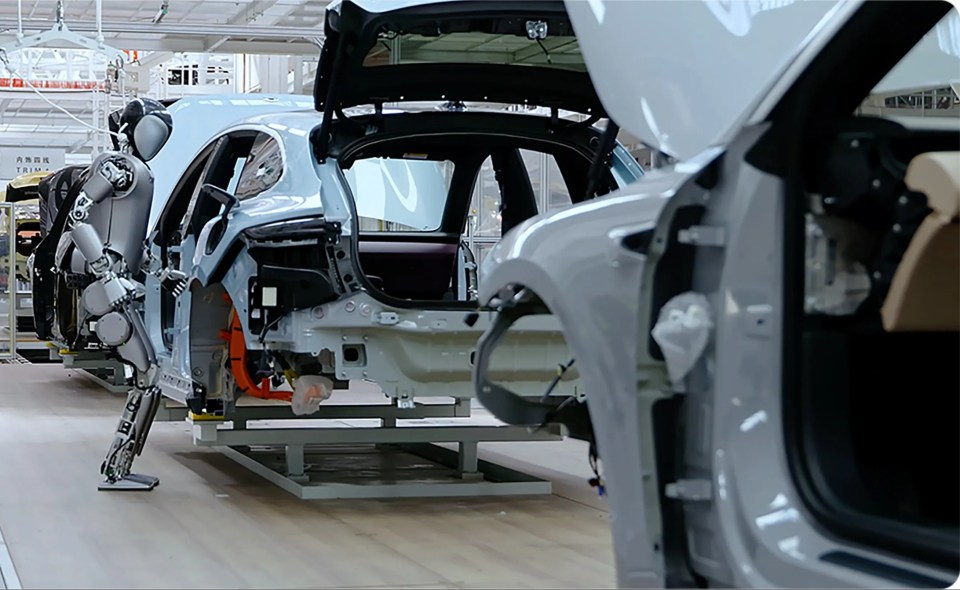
155,398,473,423
8,201,43,356
192,422,559,447
0,18,325,43
176,400,559,500
0,203,15,361
76,366,128,394
2,0,127,65
0,1,131,160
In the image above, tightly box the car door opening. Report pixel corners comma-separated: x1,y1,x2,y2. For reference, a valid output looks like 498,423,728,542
770,0,959,572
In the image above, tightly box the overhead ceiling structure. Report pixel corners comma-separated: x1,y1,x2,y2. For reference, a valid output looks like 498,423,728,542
0,0,330,55
0,0,333,169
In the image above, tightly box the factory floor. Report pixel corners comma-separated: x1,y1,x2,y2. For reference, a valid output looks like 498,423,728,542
0,364,616,589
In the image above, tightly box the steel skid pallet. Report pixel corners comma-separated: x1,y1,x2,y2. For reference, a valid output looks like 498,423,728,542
157,399,560,500
51,347,129,394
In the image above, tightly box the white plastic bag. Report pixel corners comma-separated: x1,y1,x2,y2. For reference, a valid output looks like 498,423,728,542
651,292,714,388
291,375,333,416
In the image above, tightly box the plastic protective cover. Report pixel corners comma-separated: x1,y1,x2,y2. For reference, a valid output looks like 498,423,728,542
651,291,714,389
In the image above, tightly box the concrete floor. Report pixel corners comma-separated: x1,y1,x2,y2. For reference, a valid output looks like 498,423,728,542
0,364,616,589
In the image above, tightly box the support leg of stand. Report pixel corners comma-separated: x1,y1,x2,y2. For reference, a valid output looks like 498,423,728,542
110,364,125,387
459,441,482,481
285,444,308,483
376,416,398,451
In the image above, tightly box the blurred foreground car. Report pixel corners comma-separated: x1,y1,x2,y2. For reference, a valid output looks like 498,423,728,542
474,0,959,587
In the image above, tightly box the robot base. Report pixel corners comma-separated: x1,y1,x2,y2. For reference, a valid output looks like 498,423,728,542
98,473,160,491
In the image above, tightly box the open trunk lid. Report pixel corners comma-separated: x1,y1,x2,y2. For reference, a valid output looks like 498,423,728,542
314,0,603,152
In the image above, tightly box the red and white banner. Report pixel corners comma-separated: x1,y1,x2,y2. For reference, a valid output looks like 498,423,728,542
0,78,104,90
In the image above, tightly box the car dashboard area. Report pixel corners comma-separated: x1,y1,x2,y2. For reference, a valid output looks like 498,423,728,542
803,115,958,318
794,114,959,571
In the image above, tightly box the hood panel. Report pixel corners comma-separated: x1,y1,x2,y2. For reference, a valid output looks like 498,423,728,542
565,0,848,160
316,1,603,116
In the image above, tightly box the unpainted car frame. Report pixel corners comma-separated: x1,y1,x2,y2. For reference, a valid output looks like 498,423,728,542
34,0,645,491
146,0,643,420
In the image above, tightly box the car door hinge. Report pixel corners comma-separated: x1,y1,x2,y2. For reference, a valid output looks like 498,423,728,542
665,478,713,501
678,225,725,247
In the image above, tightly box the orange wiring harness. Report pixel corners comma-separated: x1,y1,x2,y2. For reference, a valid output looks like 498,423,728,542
220,310,293,402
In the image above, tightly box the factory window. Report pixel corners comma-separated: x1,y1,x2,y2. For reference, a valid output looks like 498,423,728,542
544,153,572,211
857,10,960,120
344,157,454,232
469,150,574,241
471,157,503,238
234,134,283,200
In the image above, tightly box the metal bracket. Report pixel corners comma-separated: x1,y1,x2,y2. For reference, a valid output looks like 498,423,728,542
743,303,773,339
678,225,726,247
1,25,127,66
376,311,399,326
665,478,712,501
395,390,415,410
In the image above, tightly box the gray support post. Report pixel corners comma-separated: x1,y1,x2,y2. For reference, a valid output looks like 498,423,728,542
285,444,307,482
458,441,482,481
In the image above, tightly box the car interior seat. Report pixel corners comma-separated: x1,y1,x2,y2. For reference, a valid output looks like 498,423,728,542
880,151,960,332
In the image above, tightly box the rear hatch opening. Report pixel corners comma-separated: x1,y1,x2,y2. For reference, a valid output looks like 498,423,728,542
329,113,626,311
